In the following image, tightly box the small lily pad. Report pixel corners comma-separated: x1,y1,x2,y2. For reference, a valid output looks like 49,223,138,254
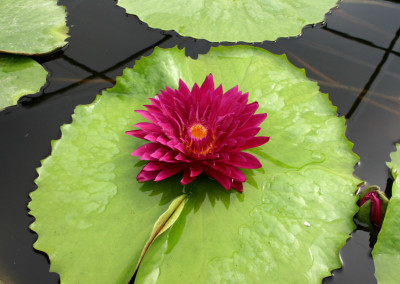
0,54,48,110
29,46,359,283
117,0,339,42
0,0,69,55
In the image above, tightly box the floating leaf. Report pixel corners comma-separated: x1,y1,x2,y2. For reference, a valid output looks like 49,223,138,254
29,46,359,283
117,0,338,42
0,0,69,55
0,54,47,110
372,145,400,283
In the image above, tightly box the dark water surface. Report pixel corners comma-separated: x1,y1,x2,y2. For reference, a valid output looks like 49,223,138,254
1,0,400,283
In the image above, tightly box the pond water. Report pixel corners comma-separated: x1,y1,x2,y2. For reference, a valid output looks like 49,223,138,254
0,0,399,283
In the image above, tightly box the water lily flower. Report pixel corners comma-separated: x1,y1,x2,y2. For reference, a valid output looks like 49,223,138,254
126,74,269,192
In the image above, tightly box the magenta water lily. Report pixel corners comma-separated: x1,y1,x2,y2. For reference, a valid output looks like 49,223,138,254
126,74,269,192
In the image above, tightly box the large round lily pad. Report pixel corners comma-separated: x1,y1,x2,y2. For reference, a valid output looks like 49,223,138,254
0,0,69,55
117,0,339,42
0,54,48,110
372,145,400,283
29,46,359,283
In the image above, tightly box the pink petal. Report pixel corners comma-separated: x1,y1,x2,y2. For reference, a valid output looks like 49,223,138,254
135,110,157,124
212,162,232,176
175,153,191,162
235,136,270,151
167,140,180,148
190,163,203,177
137,169,159,182
226,152,262,169
191,83,201,97
212,163,246,182
218,115,234,131
148,97,161,106
150,147,168,159
164,86,175,94
159,118,181,135
144,104,161,114
244,113,267,128
143,161,168,171
241,102,259,116
213,84,223,98
223,85,239,100
156,135,170,145
233,127,261,139
174,143,186,153
226,151,246,163
134,122,160,132
144,133,161,143
154,165,187,182
159,150,178,162
232,180,244,192
225,138,238,148
200,74,215,93
225,165,246,182
150,111,168,124
126,129,147,139
179,79,191,96
181,169,197,185
132,143,160,158
204,167,232,190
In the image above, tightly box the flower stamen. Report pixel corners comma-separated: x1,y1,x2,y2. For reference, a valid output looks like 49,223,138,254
189,123,207,139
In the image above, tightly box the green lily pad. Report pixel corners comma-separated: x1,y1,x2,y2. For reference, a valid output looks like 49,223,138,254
117,0,338,42
29,46,359,283
372,145,400,283
0,0,68,55
0,54,48,110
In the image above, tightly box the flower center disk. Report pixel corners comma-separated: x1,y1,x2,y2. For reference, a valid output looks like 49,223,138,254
189,123,207,139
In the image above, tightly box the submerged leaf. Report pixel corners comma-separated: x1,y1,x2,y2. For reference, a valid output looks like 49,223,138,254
0,0,69,55
117,0,339,42
0,54,47,110
29,46,359,283
372,145,400,283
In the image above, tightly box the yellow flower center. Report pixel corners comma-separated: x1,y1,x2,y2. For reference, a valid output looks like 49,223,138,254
190,123,207,139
